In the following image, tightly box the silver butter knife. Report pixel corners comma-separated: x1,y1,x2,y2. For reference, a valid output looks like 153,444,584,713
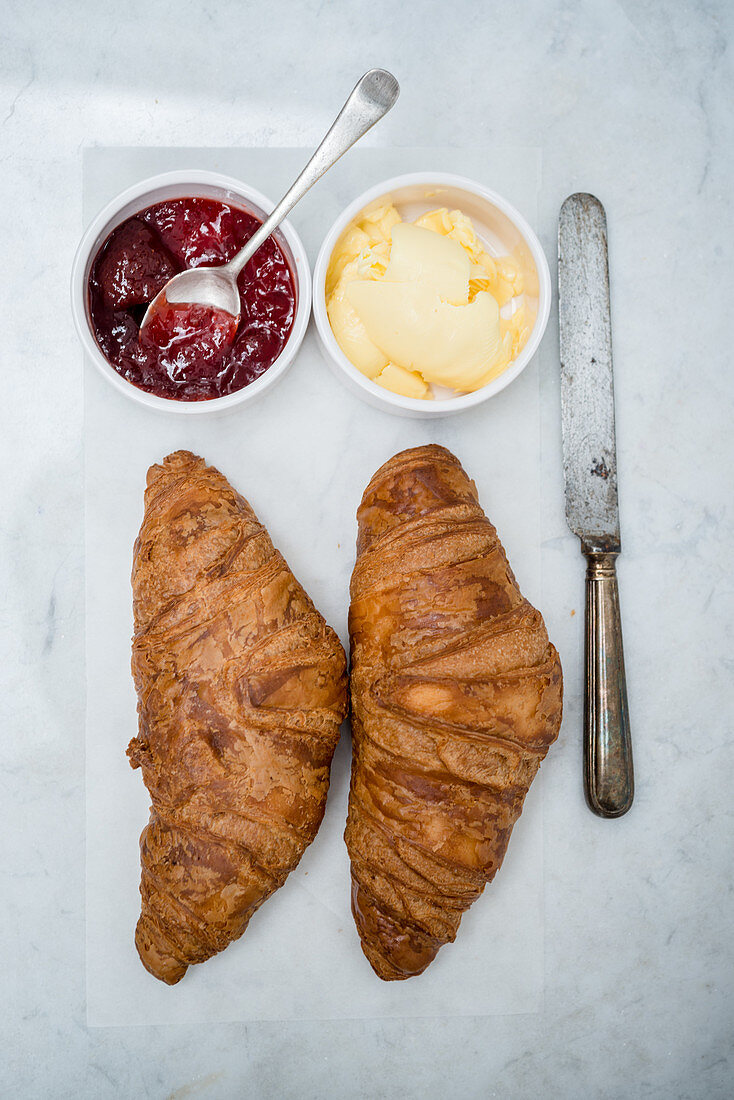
558,193,634,818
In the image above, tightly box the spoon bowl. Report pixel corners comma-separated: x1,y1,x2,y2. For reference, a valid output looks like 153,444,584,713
145,266,242,322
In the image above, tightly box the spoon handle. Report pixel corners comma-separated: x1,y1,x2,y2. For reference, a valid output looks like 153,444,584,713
226,69,399,278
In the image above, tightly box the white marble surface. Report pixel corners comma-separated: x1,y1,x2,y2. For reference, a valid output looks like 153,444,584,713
2,1,732,1096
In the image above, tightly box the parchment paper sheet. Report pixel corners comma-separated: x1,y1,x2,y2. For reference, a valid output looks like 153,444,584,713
84,146,545,1025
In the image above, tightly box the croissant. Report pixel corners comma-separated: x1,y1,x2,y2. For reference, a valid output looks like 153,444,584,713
128,451,347,984
345,444,562,980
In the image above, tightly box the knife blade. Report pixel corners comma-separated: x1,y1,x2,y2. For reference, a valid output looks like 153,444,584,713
558,193,634,818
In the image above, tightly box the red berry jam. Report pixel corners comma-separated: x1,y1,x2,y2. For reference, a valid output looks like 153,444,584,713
87,197,297,401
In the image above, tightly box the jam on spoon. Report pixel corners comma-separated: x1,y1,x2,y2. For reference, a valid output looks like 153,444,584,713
138,294,239,381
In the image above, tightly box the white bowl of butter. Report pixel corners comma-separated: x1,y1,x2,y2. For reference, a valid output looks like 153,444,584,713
312,173,550,418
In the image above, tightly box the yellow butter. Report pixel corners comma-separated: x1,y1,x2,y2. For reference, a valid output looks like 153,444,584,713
325,200,535,398
375,362,430,399
384,224,470,305
358,199,402,243
326,259,388,379
346,281,502,391
325,224,371,299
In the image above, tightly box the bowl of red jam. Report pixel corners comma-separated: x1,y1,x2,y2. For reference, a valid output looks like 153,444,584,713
71,170,311,412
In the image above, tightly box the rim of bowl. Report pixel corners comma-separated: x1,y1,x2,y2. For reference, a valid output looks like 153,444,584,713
312,171,551,415
71,169,312,414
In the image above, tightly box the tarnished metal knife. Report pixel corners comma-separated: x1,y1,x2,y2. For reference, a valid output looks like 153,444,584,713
558,193,634,818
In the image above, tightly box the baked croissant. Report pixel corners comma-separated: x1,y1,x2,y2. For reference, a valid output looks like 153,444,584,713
345,445,562,980
128,451,347,984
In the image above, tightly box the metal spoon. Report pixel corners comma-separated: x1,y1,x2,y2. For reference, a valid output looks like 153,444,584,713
140,69,399,339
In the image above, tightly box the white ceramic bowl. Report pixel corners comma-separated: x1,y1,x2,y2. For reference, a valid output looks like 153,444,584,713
71,170,311,414
312,172,551,418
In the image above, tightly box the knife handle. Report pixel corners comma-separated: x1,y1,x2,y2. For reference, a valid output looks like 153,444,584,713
583,550,634,817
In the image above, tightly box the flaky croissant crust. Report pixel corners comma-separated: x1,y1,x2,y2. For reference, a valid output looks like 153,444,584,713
345,445,562,980
128,451,347,984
